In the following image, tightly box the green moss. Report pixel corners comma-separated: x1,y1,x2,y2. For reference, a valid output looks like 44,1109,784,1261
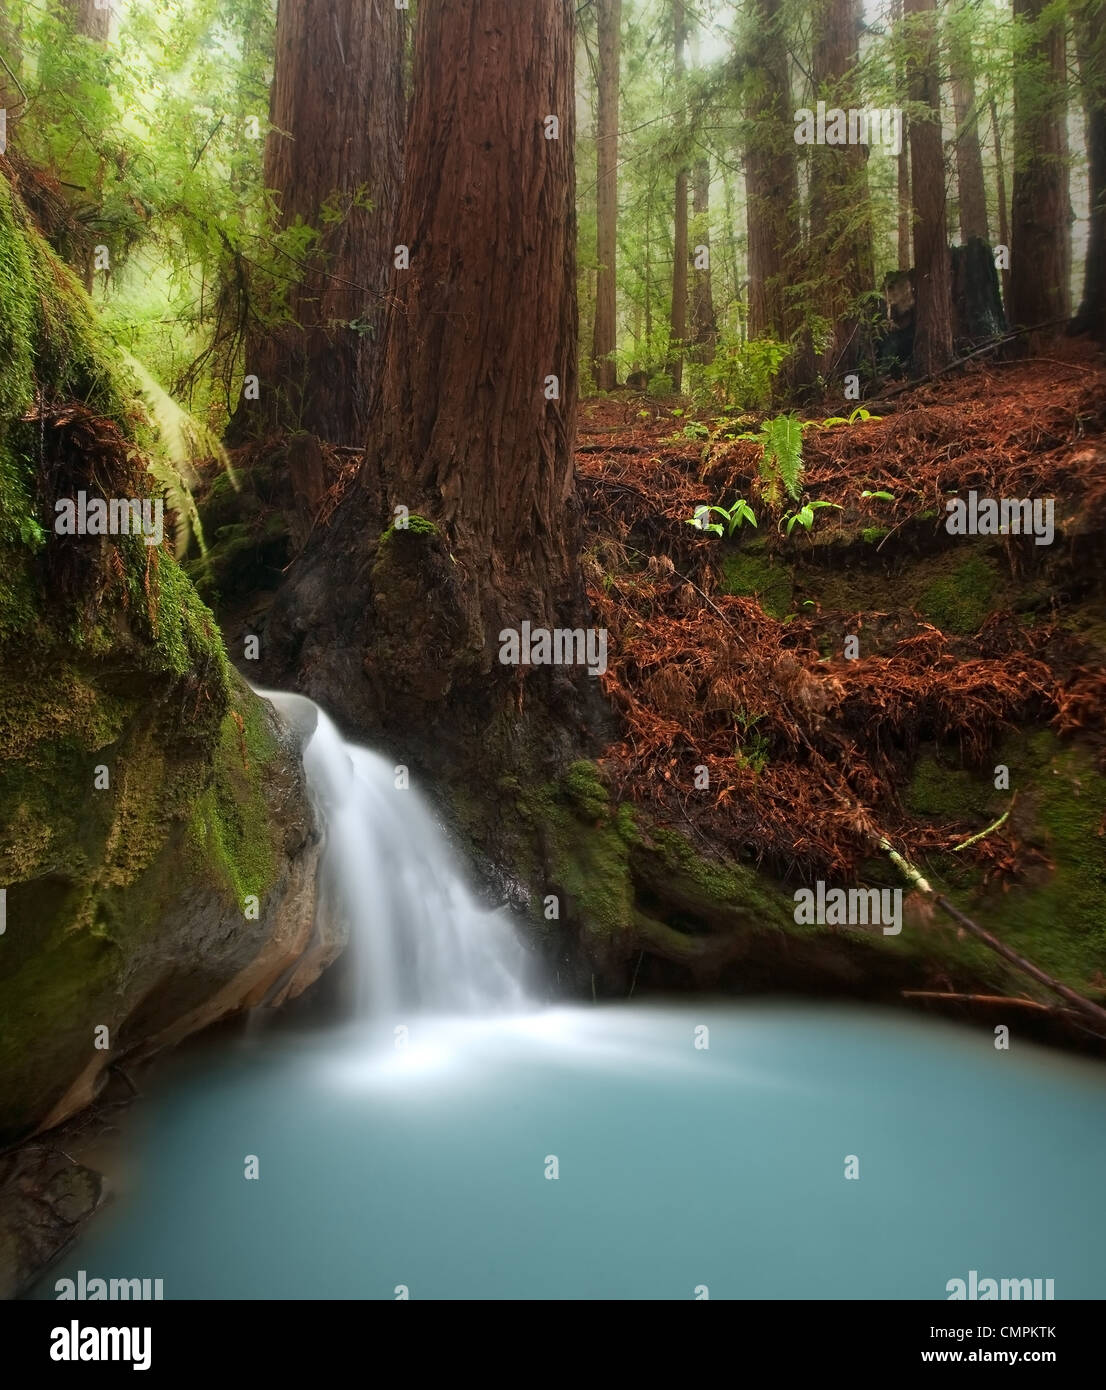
187,691,280,906
719,545,793,618
518,762,636,935
379,513,438,546
861,526,889,544
917,553,999,635
906,733,1106,992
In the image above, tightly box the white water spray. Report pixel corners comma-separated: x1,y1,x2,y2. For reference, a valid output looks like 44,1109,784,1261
261,690,533,1016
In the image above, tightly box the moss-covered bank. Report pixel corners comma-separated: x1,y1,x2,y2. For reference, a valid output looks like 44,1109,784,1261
0,162,337,1146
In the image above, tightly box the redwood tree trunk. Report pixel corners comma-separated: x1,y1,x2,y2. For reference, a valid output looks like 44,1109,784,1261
234,0,404,444
809,0,875,377
1009,0,1070,334
66,0,110,41
1073,0,1106,338
690,155,717,362
905,0,954,374
350,0,583,724
667,0,689,392
744,0,811,387
592,0,621,391
893,0,912,270
947,3,989,242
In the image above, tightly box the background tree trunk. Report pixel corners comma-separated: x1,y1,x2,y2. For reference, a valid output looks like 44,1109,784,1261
893,0,913,270
947,3,989,242
744,0,812,388
809,0,875,377
66,0,110,41
905,0,954,374
592,0,621,391
233,0,404,445
1073,0,1106,338
667,0,689,392
990,96,1012,308
690,155,717,362
1010,0,1070,334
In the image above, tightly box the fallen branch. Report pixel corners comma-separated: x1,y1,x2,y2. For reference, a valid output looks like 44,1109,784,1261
902,990,1072,1014
951,801,1012,852
866,316,1074,408
876,837,1106,1032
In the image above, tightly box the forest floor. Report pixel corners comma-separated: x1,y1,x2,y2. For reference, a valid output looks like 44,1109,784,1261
573,340,1106,1000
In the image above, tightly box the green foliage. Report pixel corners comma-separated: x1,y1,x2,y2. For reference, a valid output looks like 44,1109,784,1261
861,489,896,502
737,412,805,507
687,498,757,538
693,333,789,413
812,407,883,429
781,500,842,537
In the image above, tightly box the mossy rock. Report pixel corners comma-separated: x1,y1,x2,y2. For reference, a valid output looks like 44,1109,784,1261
905,732,1106,995
719,543,793,619
0,167,327,1143
917,553,1000,635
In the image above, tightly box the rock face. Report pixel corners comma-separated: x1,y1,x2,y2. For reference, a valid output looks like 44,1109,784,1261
0,159,342,1146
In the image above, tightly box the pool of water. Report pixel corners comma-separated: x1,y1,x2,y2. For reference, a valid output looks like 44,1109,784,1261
34,1000,1106,1300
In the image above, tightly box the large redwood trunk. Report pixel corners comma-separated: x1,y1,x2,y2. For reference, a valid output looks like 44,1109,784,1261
233,0,404,444
905,0,954,374
266,0,590,753
1009,0,1070,334
592,0,621,391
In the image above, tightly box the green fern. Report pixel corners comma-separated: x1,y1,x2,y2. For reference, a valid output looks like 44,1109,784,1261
738,413,805,507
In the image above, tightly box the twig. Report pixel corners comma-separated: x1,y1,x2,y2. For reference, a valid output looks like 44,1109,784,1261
951,802,1012,852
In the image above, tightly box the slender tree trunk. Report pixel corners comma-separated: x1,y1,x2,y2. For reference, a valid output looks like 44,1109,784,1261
893,0,913,270
690,155,717,361
1072,0,1106,337
0,4,22,119
592,0,621,391
232,0,404,445
947,3,989,241
66,0,110,41
744,0,812,388
905,0,954,373
990,96,1012,306
1009,0,1070,334
667,0,689,392
809,0,875,376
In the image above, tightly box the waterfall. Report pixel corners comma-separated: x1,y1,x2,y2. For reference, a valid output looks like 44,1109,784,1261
260,690,533,1015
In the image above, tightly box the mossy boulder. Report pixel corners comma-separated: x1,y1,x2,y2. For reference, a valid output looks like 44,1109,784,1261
0,163,339,1144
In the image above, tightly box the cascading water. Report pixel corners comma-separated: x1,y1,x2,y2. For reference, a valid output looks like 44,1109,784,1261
32,690,1106,1299
259,690,533,1016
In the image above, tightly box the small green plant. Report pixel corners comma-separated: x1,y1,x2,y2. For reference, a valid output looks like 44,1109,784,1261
861,489,895,502
736,412,805,507
687,499,757,537
810,406,883,429
781,500,842,536
682,420,710,441
734,711,770,774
